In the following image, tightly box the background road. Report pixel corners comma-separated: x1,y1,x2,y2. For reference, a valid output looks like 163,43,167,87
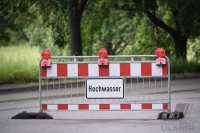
0,78,200,133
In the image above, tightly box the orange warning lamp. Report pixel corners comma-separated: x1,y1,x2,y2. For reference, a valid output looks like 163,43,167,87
41,50,52,67
41,50,51,60
155,48,166,65
156,47,166,58
98,48,109,66
98,48,108,58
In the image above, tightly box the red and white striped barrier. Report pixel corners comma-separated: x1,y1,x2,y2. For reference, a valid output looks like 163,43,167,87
41,63,168,78
38,48,172,120
42,103,168,111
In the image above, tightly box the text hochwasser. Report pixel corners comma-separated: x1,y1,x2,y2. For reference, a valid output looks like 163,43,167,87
88,85,121,92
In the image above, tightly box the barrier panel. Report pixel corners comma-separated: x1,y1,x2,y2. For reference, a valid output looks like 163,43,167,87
39,48,171,115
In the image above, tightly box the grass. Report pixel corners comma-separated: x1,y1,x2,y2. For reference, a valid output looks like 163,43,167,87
0,45,40,84
0,45,200,84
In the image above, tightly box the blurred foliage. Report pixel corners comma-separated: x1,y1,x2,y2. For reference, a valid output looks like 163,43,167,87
82,1,136,55
0,0,200,61
1,0,200,84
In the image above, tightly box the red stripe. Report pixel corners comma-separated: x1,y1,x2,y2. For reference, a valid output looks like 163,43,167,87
163,103,168,109
162,64,168,76
120,63,130,76
99,66,109,76
41,67,47,77
57,64,67,77
142,104,152,109
42,104,47,110
120,104,131,110
79,104,89,110
58,104,68,110
99,104,110,110
141,63,152,76
78,64,88,76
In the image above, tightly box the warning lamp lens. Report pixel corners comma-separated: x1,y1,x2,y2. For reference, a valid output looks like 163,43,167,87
41,50,51,60
98,48,108,58
156,48,166,58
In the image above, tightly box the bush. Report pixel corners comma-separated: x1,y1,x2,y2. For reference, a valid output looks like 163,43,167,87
171,58,200,73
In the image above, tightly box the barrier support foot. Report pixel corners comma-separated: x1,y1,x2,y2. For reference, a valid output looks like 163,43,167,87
157,111,184,120
11,111,53,119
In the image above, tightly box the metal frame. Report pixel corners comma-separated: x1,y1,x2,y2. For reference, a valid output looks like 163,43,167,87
39,55,171,112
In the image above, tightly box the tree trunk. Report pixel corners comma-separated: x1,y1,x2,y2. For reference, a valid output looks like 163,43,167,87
69,15,82,56
68,0,87,56
173,33,187,59
68,0,82,56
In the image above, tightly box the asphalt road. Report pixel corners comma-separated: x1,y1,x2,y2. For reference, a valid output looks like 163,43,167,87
0,78,200,133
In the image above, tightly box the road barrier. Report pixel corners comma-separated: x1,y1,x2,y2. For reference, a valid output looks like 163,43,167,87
39,48,174,118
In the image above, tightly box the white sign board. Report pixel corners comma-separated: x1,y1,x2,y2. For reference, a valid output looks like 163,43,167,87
86,78,124,99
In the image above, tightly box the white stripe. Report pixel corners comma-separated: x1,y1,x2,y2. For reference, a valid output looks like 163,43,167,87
131,63,141,76
152,104,163,109
89,105,99,110
110,104,120,110
68,64,78,77
152,63,162,76
47,64,57,77
109,64,120,76
88,64,99,77
47,105,57,111
131,104,142,110
68,105,78,110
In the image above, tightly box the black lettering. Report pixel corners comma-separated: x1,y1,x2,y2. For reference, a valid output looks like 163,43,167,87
106,87,109,92
116,87,118,92
102,87,106,92
88,85,122,93
107,88,109,92
115,87,118,92
110,87,112,90
89,86,93,92
99,85,101,92
93,87,95,92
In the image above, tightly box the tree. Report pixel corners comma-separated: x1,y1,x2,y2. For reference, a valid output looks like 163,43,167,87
133,0,200,59
35,0,69,49
37,0,88,55
1,0,88,56
0,1,36,45
81,0,136,55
